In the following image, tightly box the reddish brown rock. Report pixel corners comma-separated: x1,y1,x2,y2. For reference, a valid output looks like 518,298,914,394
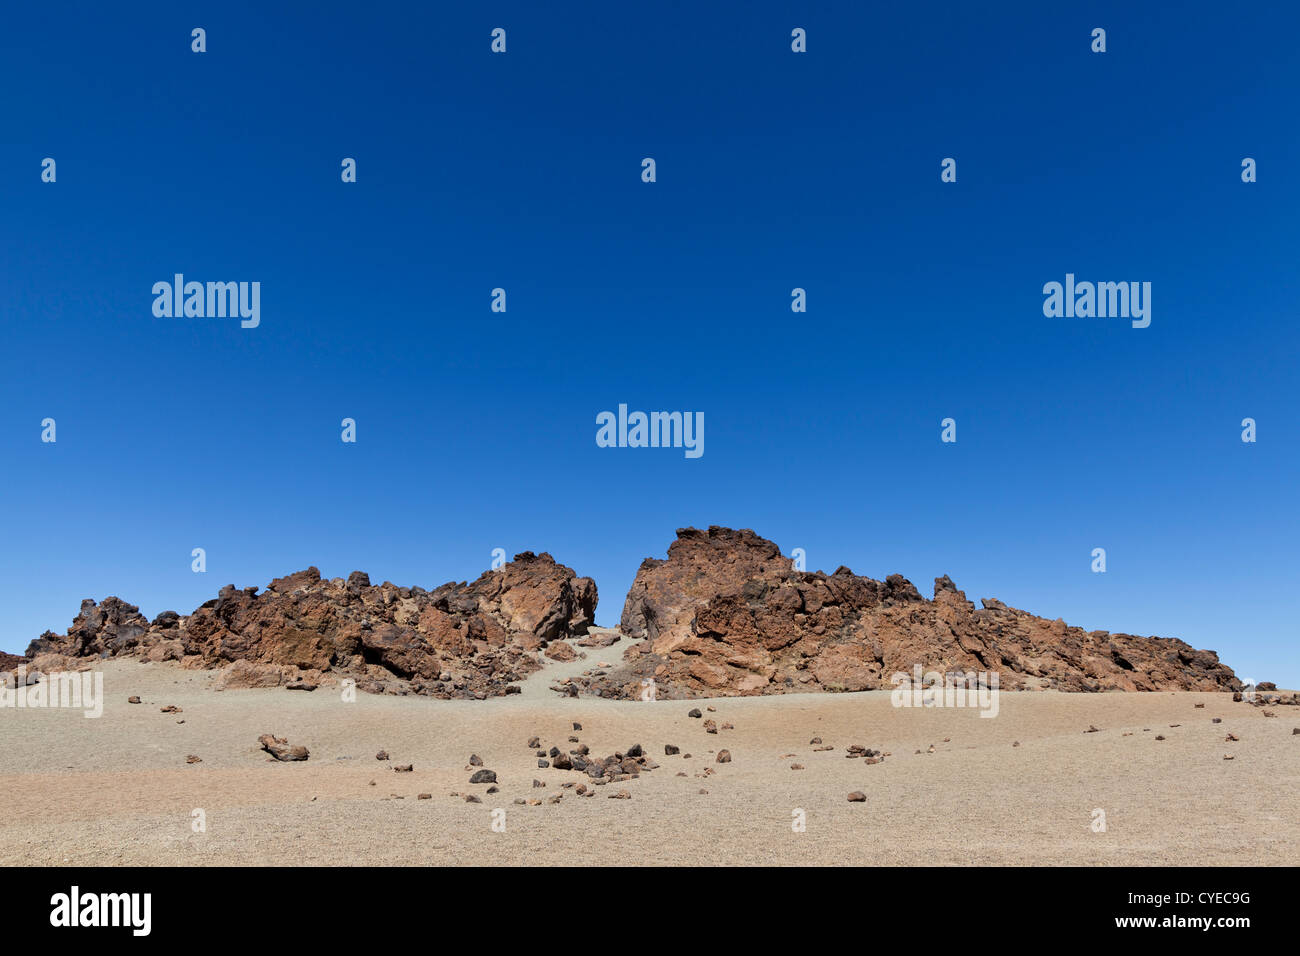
593,527,1240,698
27,552,596,700
19,525,1241,702
544,642,578,662
258,734,309,762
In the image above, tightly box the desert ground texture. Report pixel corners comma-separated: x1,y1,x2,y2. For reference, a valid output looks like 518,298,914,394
1,657,1295,866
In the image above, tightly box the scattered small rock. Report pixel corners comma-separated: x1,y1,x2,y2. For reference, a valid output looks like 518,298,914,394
847,792,866,803
468,769,496,784
716,750,731,763
258,733,309,762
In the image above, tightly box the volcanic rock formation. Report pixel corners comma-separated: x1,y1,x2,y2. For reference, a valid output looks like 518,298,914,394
23,552,595,699
12,526,1244,699
587,526,1240,698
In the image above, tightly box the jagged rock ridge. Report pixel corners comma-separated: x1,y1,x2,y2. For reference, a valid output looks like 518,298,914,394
13,527,1243,699
587,526,1240,698
24,552,595,699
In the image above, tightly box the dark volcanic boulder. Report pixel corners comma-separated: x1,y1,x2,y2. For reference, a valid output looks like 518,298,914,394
26,597,150,659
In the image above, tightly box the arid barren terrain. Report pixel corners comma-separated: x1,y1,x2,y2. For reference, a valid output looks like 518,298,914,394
4,527,1295,866
1,659,1296,866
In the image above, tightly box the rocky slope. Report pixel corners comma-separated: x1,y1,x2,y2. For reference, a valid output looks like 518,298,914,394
21,552,596,699
9,527,1246,700
578,527,1241,698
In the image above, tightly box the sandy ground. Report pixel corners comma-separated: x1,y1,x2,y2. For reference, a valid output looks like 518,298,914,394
1,650,1296,866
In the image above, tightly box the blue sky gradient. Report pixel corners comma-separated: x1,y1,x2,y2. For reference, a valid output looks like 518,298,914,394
2,2,1297,685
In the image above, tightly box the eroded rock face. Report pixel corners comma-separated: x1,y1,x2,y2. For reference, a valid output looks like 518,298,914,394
15,526,1243,700
24,552,596,699
594,527,1241,698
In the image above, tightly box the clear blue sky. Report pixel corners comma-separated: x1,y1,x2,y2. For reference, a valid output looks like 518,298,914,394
2,2,1296,686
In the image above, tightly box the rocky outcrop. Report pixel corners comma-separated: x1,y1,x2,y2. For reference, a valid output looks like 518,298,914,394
591,527,1241,698
14,526,1245,700
24,552,596,699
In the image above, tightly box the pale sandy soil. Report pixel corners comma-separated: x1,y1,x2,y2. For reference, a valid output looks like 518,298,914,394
1,653,1296,866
